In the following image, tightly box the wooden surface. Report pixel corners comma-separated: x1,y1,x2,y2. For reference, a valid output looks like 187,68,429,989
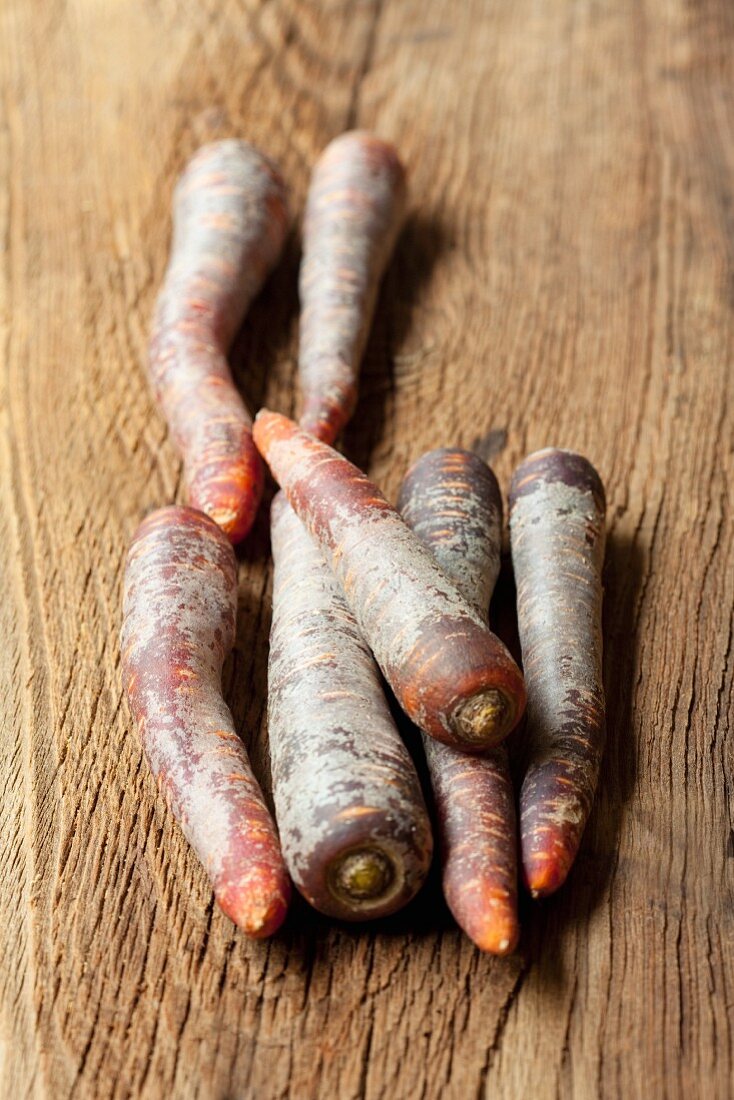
1,1,732,1097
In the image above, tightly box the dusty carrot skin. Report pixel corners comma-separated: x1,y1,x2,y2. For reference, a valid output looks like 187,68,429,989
509,448,607,898
121,506,290,936
149,141,289,543
399,448,519,954
399,448,503,618
299,131,406,444
253,411,526,751
268,495,433,919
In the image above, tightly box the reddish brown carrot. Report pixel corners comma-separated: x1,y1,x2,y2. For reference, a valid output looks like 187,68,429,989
298,131,406,444
399,448,519,954
149,140,289,543
268,494,433,919
121,506,290,936
253,411,526,752
509,448,606,897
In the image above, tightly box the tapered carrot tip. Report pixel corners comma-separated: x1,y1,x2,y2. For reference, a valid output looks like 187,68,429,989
187,444,264,544
447,881,520,956
215,874,292,938
522,842,575,899
473,915,520,957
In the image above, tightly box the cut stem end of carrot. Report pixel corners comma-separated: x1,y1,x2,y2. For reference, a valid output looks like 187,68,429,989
328,848,395,905
473,922,520,956
452,689,511,746
446,884,520,955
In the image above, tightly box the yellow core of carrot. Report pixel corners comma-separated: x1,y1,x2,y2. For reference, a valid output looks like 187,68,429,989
330,849,394,902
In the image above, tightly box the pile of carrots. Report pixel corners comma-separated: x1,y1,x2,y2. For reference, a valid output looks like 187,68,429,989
120,133,607,954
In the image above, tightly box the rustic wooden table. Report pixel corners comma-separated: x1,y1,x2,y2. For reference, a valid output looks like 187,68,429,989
1,1,732,1097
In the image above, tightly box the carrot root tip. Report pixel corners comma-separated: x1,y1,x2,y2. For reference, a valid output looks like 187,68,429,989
523,850,573,898
216,881,290,938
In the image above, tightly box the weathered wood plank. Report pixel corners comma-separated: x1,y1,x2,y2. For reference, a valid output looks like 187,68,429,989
0,1,732,1097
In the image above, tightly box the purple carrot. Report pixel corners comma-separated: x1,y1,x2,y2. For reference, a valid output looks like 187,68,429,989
399,448,519,954
268,495,433,919
509,448,607,897
298,131,406,444
121,506,290,936
149,141,289,542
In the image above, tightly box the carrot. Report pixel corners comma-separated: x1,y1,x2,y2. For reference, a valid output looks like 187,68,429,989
149,140,289,543
268,494,433,919
509,448,607,897
399,448,519,954
253,411,526,752
121,505,290,937
298,131,406,444
399,448,503,617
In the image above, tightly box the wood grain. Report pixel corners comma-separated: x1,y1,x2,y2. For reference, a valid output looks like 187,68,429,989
0,0,732,1097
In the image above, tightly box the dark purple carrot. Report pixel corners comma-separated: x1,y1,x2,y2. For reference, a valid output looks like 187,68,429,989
121,506,290,936
253,411,526,752
268,494,433,920
298,131,406,444
399,448,519,954
509,448,607,898
149,141,289,543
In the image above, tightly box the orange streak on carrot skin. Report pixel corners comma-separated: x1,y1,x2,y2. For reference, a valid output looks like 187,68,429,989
335,807,382,821
398,448,519,955
149,141,289,543
255,413,526,751
523,851,572,900
216,885,288,940
121,506,290,936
